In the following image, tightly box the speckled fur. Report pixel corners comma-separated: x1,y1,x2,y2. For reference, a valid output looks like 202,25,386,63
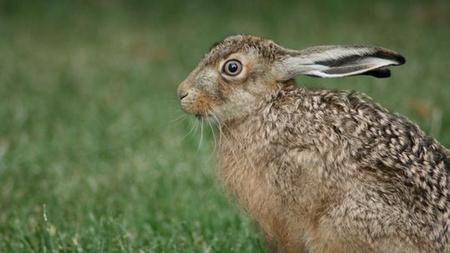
177,35,450,253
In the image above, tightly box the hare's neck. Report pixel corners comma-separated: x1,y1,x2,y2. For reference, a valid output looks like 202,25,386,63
215,104,282,230
218,113,263,151
215,84,291,165
216,111,269,183
215,83,297,186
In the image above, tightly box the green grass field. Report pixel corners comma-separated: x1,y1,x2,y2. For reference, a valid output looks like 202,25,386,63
0,1,449,252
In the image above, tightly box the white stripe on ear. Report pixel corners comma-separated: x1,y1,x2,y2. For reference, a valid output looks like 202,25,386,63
276,45,405,81
297,57,400,78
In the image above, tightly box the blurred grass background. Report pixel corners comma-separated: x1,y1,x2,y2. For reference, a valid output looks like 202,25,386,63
0,0,449,252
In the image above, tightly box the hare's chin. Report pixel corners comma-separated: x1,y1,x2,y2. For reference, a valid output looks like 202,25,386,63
194,112,211,119
193,113,218,124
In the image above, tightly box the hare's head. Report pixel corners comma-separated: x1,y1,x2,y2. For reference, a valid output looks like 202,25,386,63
177,35,405,122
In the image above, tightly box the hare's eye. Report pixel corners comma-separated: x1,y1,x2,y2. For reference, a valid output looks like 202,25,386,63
222,60,242,76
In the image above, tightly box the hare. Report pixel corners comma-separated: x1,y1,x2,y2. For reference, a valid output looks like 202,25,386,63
177,35,450,253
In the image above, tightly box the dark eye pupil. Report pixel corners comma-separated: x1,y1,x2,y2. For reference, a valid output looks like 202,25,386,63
228,63,238,73
222,60,242,76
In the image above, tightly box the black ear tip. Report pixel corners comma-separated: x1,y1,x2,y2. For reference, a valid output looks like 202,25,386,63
396,54,406,65
361,68,392,78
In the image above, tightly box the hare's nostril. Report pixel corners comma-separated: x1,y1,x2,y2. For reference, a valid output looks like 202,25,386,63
179,92,189,100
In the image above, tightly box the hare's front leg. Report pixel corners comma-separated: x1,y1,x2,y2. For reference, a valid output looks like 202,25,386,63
305,230,356,253
263,225,308,253
266,237,309,253
267,241,282,253
267,242,308,253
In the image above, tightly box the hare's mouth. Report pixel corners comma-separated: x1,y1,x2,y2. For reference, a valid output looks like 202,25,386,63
194,112,211,119
194,112,220,124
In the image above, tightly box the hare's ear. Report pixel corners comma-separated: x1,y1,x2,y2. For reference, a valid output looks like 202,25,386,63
275,45,405,81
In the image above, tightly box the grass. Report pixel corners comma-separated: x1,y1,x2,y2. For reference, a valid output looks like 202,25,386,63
0,0,449,252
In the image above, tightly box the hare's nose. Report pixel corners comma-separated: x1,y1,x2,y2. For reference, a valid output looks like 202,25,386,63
177,79,191,100
178,91,189,100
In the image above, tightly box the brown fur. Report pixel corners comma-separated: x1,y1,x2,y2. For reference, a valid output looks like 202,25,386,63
177,35,450,253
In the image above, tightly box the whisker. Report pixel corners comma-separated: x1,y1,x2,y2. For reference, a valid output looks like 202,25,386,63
207,117,217,153
209,114,244,176
181,118,197,141
198,117,204,151
170,114,187,124
219,119,259,173
211,113,223,146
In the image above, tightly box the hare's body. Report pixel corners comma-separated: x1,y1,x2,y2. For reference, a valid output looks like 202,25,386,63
218,84,450,253
177,35,450,253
